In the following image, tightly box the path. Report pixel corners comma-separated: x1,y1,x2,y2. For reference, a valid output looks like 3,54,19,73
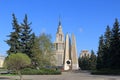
1,71,120,80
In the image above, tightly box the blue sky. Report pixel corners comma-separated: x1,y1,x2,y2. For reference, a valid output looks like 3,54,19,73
0,0,120,56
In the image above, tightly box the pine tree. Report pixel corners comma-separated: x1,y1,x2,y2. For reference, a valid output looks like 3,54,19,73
109,19,120,69
89,50,96,70
79,55,90,70
6,14,21,54
96,35,104,70
103,25,111,68
20,14,34,58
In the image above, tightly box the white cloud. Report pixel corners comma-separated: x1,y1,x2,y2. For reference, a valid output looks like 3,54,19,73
40,28,46,33
79,27,83,33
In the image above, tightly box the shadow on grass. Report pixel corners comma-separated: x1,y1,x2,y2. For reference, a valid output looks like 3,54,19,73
0,77,10,80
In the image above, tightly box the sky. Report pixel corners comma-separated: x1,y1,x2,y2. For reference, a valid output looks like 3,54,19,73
0,0,120,56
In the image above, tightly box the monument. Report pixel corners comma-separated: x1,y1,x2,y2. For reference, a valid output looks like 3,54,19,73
64,33,71,70
54,20,79,70
71,34,79,70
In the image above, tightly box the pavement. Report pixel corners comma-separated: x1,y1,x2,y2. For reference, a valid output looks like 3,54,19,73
1,71,120,80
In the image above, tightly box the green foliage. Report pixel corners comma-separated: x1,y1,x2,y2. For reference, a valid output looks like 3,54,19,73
6,14,35,58
102,26,111,69
5,53,31,71
20,14,35,58
79,50,96,70
109,19,120,69
79,56,90,70
97,18,120,71
6,14,56,70
91,69,120,75
5,53,31,80
31,33,55,68
89,50,97,70
96,35,104,70
21,68,61,75
6,14,21,54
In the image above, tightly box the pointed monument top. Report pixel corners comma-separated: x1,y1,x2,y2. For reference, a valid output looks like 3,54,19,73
58,15,62,26
58,20,61,26
57,16,63,33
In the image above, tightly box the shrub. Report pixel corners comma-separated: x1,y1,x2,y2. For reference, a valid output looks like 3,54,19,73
91,69,120,75
21,68,61,75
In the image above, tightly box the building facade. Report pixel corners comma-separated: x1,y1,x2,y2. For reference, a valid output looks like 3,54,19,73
54,21,65,66
79,50,91,58
0,56,5,68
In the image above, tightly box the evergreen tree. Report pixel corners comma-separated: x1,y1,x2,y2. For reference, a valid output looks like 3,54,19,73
79,55,90,70
96,18,120,71
89,50,97,70
109,19,120,69
96,35,104,70
103,25,111,68
20,14,35,58
104,25,111,48
6,14,21,54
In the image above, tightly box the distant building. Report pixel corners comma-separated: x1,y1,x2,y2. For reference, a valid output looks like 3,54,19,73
53,21,79,70
0,56,5,68
79,50,91,58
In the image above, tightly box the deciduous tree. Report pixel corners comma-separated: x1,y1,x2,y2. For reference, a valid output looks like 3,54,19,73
5,53,31,80
32,33,55,68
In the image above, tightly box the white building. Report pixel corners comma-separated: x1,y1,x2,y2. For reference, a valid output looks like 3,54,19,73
0,56,5,68
79,50,91,58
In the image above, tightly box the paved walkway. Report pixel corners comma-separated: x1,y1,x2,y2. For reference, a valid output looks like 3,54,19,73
1,71,120,80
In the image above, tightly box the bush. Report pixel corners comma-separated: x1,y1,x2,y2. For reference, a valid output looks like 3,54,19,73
21,68,61,75
91,69,120,75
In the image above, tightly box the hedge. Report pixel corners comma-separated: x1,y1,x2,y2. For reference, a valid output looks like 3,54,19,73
21,68,61,75
91,69,120,75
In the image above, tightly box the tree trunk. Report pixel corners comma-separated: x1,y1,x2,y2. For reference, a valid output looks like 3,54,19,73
18,70,23,80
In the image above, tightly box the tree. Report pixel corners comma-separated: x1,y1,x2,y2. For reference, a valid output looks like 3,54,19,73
89,50,97,70
6,14,21,54
102,25,111,68
6,14,35,57
20,14,35,58
96,19,120,71
31,33,55,68
79,55,90,70
5,53,31,80
104,25,111,48
96,35,104,70
109,19,120,69
79,50,96,70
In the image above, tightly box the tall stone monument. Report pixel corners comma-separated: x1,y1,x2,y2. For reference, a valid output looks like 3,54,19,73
71,34,79,70
64,33,71,70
